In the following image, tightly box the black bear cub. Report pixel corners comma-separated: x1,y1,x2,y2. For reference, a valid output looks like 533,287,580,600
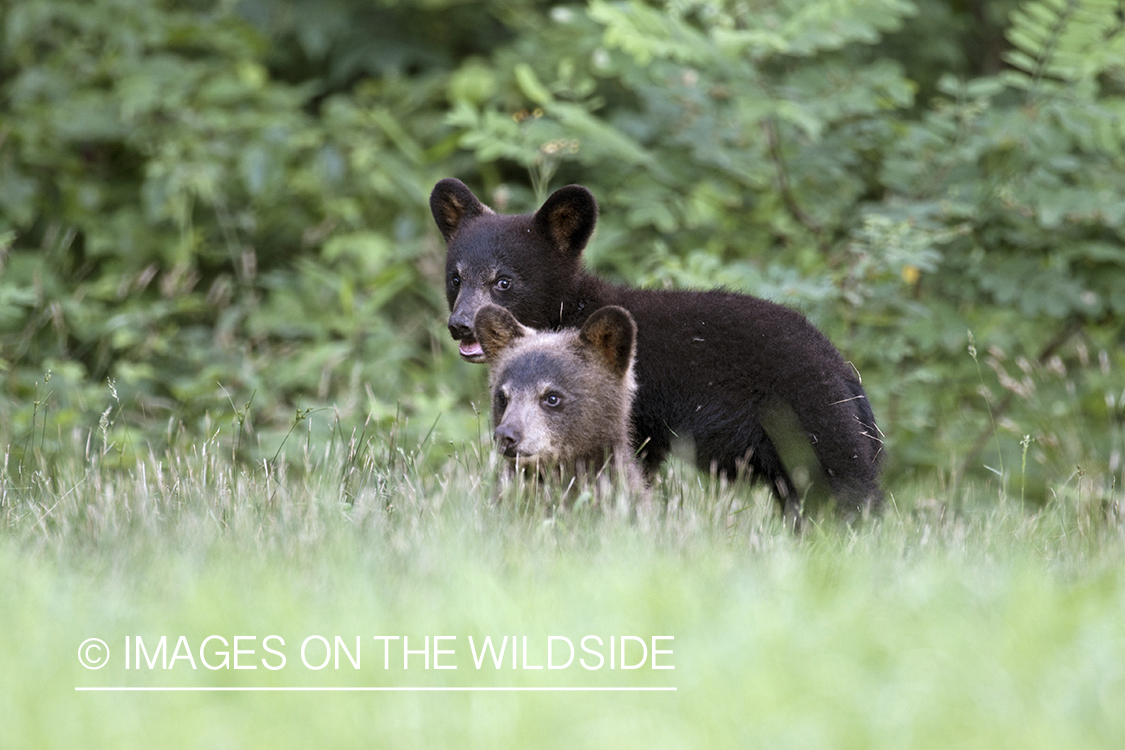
473,303,643,491
432,178,883,517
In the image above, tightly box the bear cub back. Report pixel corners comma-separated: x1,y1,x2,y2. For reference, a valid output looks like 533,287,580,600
474,303,642,489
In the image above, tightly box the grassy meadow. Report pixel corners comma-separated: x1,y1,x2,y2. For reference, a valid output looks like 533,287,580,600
6,0,1125,746
2,412,1123,750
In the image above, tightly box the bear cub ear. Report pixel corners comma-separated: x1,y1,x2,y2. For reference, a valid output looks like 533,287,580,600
430,178,491,242
533,185,598,258
579,306,636,379
474,304,530,363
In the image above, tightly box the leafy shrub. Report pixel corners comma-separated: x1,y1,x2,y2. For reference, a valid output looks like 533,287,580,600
2,0,1122,503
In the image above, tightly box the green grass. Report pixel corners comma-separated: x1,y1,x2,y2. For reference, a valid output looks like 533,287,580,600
2,426,1124,749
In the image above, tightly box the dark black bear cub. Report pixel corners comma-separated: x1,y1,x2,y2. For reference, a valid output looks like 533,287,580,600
473,303,643,491
432,178,883,517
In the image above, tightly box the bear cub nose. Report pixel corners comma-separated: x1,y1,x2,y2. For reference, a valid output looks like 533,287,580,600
494,423,521,457
448,315,473,340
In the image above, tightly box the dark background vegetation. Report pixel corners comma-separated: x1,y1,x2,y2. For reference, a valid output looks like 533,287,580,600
2,0,1123,501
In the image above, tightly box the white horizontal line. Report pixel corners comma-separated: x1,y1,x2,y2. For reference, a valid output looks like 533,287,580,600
76,686,676,692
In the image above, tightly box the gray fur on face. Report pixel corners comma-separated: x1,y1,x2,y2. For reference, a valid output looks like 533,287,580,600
473,304,638,475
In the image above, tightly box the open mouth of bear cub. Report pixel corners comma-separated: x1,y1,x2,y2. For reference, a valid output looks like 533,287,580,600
458,337,486,362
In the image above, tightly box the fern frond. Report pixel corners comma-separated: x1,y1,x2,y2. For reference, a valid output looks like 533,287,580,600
1006,0,1125,94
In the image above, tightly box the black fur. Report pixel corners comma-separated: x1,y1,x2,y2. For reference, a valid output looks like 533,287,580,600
432,178,883,515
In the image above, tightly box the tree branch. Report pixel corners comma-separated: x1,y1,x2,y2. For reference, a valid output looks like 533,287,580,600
762,116,829,255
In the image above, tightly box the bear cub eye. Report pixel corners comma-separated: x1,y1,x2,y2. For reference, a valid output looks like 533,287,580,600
496,389,509,412
542,392,563,409
450,273,461,288
494,277,511,292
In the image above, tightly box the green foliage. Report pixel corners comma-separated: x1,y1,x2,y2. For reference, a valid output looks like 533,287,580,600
0,0,466,462
873,0,1125,485
1,0,1124,500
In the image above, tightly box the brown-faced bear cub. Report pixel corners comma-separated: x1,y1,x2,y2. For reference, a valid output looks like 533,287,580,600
432,178,883,517
473,302,643,492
